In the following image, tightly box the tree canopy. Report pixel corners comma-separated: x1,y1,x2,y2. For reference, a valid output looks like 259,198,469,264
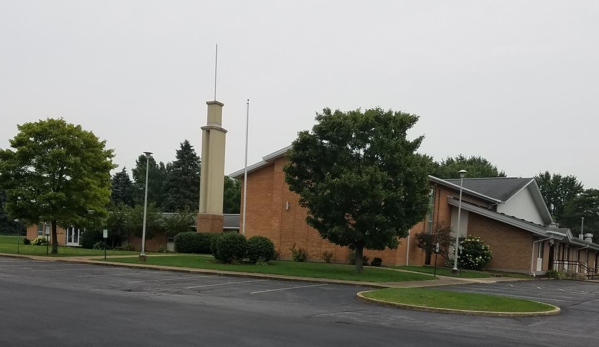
560,189,599,239
110,168,135,207
132,155,168,207
433,155,505,179
161,140,201,212
535,171,584,223
284,107,432,273
0,118,115,253
223,176,241,214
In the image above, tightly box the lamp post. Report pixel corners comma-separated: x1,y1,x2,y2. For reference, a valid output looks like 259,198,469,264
139,151,152,262
14,219,20,254
452,169,467,274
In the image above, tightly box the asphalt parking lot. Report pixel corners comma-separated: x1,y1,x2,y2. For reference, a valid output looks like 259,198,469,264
1,256,598,347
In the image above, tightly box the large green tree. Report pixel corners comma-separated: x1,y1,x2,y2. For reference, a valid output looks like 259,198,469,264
535,171,584,223
560,189,599,239
110,168,135,207
284,107,432,273
223,176,241,214
433,155,506,179
132,155,168,207
161,140,200,212
0,118,114,253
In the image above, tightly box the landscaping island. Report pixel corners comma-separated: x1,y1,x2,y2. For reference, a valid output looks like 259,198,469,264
359,288,560,316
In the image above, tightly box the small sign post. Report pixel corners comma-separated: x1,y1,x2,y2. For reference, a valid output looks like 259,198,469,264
103,229,108,260
434,243,440,278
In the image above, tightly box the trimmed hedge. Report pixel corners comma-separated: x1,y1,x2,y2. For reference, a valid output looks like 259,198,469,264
174,232,217,254
212,232,247,263
247,236,275,263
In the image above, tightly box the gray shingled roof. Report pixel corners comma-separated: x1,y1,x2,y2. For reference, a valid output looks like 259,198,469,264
223,214,240,229
444,177,532,202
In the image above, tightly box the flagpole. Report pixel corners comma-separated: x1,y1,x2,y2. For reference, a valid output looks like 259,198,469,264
242,99,250,235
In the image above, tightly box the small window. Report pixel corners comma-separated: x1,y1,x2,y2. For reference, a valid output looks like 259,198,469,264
37,224,43,237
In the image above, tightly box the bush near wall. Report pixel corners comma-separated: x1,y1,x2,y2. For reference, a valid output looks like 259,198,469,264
458,236,492,270
80,230,103,249
246,236,275,263
174,232,217,254
212,232,247,263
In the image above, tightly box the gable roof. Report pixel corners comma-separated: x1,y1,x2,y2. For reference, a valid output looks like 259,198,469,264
431,175,553,225
444,177,532,201
447,197,599,251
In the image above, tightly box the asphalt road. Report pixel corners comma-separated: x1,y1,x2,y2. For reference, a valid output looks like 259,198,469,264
1,257,598,347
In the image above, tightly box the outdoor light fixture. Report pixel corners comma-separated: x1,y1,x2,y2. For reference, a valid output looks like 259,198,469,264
452,169,467,274
140,151,152,261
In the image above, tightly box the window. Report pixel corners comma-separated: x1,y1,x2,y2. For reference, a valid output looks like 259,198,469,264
37,224,44,237
538,241,544,258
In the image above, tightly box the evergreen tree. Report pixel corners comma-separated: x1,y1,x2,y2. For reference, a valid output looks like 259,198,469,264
132,155,168,207
161,140,201,212
110,168,135,207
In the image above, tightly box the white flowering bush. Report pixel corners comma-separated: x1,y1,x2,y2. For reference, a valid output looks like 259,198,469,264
458,236,492,270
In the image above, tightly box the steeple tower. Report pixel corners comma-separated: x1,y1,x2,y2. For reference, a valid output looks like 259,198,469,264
197,100,227,232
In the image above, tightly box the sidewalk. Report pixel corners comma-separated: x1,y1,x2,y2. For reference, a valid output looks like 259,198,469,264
0,252,528,289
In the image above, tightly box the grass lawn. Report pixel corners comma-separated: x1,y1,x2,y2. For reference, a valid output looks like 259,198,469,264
395,266,492,278
362,288,555,312
0,235,139,257
105,255,436,283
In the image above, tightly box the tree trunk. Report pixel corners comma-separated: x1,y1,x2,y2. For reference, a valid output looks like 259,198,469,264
355,245,364,274
51,220,58,254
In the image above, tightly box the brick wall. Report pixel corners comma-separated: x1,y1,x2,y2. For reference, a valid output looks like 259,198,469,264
239,157,415,265
467,213,533,271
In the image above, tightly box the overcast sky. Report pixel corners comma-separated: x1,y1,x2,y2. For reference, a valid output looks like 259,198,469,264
1,1,598,187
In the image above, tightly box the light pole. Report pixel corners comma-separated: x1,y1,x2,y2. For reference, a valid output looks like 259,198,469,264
139,151,152,262
14,219,20,254
452,169,467,274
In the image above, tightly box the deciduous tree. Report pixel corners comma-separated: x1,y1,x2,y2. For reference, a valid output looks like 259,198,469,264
284,107,432,273
433,155,505,179
535,171,584,223
0,118,114,253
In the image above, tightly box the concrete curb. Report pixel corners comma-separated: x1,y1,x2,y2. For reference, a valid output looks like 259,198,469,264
0,252,532,289
356,291,561,317
62,258,397,288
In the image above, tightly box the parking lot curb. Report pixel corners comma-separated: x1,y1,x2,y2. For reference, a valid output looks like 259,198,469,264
356,291,561,317
65,258,398,288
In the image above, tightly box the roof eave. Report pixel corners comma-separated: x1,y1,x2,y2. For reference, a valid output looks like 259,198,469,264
429,175,503,203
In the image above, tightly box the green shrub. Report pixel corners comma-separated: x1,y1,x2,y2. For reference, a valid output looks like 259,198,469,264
371,257,382,267
174,232,200,253
212,232,247,263
247,236,275,263
290,243,308,262
23,238,31,245
321,251,334,263
458,236,492,270
80,230,103,249
92,241,106,250
156,244,168,253
31,236,48,246
546,269,561,280
119,243,135,251
174,232,217,254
